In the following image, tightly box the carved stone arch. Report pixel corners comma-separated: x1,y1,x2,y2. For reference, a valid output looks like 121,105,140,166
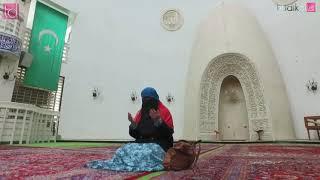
199,53,273,141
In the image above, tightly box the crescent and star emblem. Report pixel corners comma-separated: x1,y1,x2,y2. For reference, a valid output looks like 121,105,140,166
38,29,59,53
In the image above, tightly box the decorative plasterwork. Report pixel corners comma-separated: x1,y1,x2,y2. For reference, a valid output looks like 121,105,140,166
161,9,183,31
199,53,273,141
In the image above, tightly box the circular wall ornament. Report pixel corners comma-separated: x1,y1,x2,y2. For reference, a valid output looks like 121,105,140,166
272,0,298,5
161,9,183,31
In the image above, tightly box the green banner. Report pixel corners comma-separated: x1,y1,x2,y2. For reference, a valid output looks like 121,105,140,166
24,2,68,91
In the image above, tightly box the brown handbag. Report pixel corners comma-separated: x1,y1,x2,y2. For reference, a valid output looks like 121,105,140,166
163,140,201,171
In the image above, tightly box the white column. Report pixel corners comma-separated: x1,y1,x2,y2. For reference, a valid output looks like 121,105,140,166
10,109,19,145
19,110,28,144
0,108,8,142
26,111,34,144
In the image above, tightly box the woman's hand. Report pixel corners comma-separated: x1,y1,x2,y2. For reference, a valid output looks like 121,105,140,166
149,109,161,120
128,112,134,123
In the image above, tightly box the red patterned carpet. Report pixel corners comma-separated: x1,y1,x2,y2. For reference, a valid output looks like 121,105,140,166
0,143,218,179
153,144,320,180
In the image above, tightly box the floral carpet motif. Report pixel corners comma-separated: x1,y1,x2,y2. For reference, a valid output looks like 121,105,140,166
0,145,123,180
0,143,219,179
153,144,320,180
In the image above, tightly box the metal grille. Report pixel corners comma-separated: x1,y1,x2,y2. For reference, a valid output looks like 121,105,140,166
22,28,31,51
11,67,65,112
62,43,70,62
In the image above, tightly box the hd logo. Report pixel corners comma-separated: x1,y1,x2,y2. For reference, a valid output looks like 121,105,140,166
273,0,317,12
273,0,300,12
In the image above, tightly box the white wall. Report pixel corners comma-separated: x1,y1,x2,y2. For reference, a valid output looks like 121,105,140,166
53,0,320,140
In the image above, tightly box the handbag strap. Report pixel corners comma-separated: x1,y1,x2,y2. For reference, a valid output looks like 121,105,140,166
191,140,202,168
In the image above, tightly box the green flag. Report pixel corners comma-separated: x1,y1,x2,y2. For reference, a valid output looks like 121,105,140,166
24,2,68,91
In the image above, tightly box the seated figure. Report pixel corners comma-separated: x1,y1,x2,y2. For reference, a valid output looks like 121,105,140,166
86,87,174,172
